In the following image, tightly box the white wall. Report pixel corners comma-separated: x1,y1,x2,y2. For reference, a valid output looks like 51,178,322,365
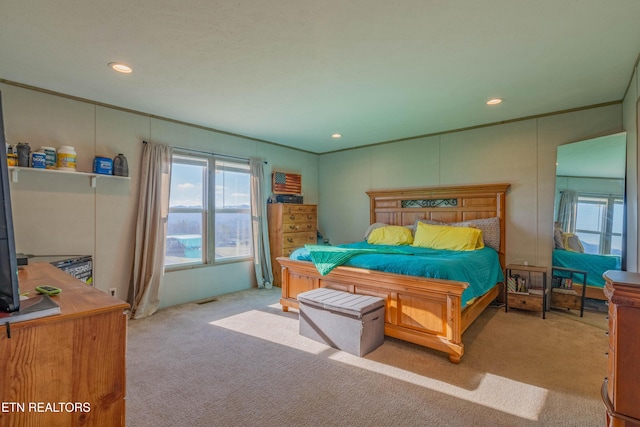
318,104,624,271
1,83,319,308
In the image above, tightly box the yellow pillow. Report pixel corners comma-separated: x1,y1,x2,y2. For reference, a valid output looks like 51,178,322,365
412,222,484,251
562,233,584,253
367,226,414,245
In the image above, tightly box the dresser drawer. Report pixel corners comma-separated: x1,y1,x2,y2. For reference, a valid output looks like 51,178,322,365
607,347,615,400
282,212,317,226
283,221,316,232
282,247,299,257
282,231,316,249
281,204,317,215
608,304,616,350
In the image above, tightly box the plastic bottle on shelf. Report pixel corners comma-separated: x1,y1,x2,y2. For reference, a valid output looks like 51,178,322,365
93,156,113,175
7,144,17,166
39,146,57,169
57,146,77,171
31,150,46,169
113,153,128,177
16,142,31,167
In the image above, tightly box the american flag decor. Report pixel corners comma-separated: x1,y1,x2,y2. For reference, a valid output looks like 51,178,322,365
272,171,302,195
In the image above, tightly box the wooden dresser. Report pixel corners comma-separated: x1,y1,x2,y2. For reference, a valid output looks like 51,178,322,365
0,263,129,427
267,203,317,286
602,270,640,427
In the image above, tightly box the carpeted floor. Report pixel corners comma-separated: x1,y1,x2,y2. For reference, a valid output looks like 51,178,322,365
126,288,608,427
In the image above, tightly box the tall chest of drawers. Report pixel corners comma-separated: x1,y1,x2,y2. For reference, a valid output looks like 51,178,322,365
602,270,640,427
267,203,317,286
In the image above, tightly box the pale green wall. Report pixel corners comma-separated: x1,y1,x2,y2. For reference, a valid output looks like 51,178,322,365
1,82,319,308
318,104,624,270
2,73,636,312
622,61,638,271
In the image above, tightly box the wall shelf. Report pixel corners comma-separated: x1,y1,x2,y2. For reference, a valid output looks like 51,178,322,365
8,166,130,188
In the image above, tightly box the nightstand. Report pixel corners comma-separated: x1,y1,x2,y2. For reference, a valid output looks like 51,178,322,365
550,266,587,317
505,264,548,319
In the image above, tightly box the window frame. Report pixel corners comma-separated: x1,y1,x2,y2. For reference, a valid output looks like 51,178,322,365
165,153,209,270
212,159,253,263
574,194,623,255
164,152,253,271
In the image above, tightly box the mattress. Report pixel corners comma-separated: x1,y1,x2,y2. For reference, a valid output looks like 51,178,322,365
290,242,504,308
552,249,621,288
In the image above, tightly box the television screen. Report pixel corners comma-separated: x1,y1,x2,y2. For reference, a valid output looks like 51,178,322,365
0,90,20,313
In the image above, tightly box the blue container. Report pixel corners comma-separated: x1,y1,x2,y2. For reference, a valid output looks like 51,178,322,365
31,152,46,169
93,156,113,175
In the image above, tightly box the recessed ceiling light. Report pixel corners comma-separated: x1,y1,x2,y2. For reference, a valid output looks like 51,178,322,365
108,62,133,73
331,133,342,139
486,98,503,105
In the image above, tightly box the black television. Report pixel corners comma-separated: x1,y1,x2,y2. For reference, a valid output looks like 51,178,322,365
0,90,20,313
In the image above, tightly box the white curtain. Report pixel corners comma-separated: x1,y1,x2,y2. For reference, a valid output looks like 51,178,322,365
129,141,173,319
557,190,578,233
250,159,273,288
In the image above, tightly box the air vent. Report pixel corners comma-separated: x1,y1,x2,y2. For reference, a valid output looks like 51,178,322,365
196,298,218,305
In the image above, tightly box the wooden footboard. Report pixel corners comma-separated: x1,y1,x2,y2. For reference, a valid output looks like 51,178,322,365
278,257,499,363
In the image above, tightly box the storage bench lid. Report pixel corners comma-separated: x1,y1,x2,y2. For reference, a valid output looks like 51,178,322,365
297,288,384,318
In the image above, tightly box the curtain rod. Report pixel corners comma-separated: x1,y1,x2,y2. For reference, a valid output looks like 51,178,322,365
559,190,622,197
142,141,267,164
556,175,624,181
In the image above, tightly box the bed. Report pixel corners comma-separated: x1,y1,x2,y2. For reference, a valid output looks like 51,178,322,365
552,249,621,301
277,183,509,363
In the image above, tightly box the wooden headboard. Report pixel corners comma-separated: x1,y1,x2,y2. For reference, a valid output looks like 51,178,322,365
366,183,510,268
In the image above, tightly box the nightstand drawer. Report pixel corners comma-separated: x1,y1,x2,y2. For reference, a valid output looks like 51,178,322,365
551,290,582,310
507,293,543,312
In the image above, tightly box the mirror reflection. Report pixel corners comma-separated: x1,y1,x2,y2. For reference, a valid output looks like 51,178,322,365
552,132,626,301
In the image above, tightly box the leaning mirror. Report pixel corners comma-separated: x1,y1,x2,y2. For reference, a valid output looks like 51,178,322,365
552,132,626,303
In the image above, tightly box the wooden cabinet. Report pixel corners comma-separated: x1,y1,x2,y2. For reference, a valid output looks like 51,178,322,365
267,203,317,286
602,271,640,427
0,263,128,426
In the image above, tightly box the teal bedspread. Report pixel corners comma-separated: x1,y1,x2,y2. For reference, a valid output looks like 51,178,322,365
552,249,621,288
304,244,413,275
291,242,504,308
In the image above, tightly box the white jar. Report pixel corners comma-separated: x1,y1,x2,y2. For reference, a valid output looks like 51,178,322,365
57,146,77,171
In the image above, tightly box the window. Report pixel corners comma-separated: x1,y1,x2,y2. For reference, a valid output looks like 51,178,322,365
575,195,623,256
165,155,208,267
165,153,252,269
214,160,252,260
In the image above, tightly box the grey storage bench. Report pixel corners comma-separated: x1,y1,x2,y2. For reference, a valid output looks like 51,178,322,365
297,288,385,356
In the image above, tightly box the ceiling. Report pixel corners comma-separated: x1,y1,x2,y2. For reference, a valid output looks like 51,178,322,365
556,132,627,179
1,1,639,154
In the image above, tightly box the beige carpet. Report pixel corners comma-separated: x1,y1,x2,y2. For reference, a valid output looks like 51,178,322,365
126,288,608,427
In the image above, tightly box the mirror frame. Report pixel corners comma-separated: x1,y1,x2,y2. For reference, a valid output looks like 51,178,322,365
553,132,627,264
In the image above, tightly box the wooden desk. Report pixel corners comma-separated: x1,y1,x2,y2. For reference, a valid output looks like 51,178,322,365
0,263,129,426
